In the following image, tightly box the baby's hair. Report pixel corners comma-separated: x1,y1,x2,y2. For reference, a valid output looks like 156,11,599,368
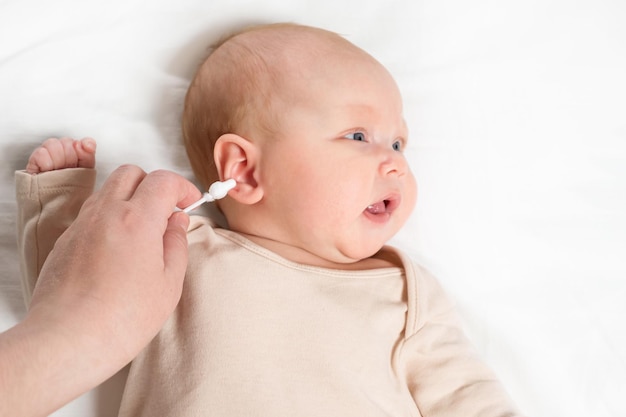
182,23,355,189
182,23,301,188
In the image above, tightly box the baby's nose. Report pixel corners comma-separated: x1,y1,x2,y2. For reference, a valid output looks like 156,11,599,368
378,149,407,177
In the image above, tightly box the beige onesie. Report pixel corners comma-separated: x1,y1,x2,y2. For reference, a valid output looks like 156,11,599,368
16,168,521,417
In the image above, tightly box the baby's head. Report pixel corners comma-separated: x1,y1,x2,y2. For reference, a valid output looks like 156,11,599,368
182,23,417,267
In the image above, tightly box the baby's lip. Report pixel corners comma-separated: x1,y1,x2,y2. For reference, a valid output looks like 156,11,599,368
364,193,401,223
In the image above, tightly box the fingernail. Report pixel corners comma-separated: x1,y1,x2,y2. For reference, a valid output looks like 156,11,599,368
83,138,96,151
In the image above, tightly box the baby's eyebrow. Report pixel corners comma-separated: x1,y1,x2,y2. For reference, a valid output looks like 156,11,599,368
396,125,409,144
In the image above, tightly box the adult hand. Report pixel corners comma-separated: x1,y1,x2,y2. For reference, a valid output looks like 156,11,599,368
0,165,201,417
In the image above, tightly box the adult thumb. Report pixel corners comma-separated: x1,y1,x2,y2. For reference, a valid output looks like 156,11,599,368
162,212,190,300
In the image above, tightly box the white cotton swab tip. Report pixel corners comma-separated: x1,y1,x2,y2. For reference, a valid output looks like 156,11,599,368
181,179,236,213
208,178,236,200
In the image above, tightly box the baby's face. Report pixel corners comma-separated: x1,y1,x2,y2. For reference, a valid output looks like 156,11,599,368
256,50,417,265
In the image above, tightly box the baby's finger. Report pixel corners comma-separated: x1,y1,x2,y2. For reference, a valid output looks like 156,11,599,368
39,137,71,170
74,138,97,169
26,147,54,174
59,137,78,168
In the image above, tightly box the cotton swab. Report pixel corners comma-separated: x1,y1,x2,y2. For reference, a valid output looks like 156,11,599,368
181,179,236,213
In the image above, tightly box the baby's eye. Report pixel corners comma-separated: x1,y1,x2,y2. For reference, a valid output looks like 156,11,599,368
392,141,403,152
345,132,366,142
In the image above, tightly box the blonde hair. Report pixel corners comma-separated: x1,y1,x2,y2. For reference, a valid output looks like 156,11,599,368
182,24,295,188
182,23,362,188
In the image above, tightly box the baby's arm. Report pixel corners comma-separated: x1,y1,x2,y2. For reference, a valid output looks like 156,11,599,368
26,137,96,174
16,137,97,305
402,269,523,417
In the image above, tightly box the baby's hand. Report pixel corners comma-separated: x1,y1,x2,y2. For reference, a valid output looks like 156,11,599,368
26,137,96,174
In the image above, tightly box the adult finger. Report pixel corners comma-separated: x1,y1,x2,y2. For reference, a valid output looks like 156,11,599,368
96,165,147,202
129,169,201,221
161,211,191,293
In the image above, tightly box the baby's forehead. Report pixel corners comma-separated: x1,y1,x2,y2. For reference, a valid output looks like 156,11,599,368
211,26,371,92
206,24,400,126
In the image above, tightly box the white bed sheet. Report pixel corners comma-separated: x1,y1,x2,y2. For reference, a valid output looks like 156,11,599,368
1,1,625,416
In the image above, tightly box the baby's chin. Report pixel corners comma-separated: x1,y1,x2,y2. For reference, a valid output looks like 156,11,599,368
322,245,396,270
338,245,382,261
329,254,398,270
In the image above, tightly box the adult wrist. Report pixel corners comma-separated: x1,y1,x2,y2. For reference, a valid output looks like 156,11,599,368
0,305,125,416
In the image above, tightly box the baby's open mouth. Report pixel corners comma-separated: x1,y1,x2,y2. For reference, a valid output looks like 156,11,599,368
364,194,400,219
366,200,390,214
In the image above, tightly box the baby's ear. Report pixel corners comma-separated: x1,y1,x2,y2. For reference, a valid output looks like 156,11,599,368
213,133,263,205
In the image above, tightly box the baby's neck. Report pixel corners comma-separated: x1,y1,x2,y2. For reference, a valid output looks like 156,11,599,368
237,232,401,271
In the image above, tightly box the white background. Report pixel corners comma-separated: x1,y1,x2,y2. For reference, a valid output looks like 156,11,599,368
1,1,625,416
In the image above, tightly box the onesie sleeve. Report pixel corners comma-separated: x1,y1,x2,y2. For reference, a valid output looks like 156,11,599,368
15,168,96,306
400,263,523,417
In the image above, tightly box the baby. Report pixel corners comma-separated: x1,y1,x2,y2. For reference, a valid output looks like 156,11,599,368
17,24,521,416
